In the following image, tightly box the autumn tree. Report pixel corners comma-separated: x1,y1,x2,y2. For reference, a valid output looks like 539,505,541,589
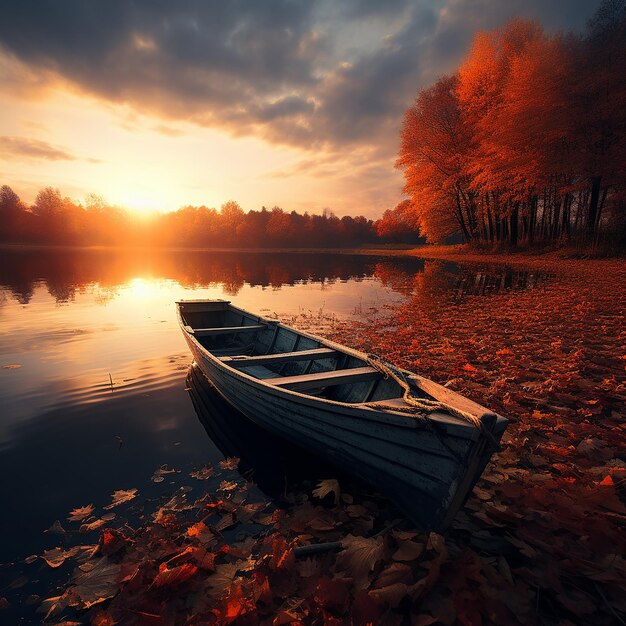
398,5,626,249
397,75,476,243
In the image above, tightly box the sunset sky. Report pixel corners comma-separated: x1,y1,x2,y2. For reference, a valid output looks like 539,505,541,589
0,0,599,217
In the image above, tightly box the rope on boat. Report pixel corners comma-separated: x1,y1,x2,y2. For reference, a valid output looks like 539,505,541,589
364,354,502,453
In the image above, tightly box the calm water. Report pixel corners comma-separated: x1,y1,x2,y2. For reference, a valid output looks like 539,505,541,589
0,248,551,595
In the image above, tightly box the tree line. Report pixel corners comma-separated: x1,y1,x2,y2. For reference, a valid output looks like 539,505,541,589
0,186,422,248
397,0,626,249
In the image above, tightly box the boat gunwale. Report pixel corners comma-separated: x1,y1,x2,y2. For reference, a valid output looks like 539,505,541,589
176,300,508,438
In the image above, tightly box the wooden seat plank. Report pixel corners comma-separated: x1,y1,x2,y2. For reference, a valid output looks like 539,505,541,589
191,324,266,337
266,366,381,392
221,347,337,367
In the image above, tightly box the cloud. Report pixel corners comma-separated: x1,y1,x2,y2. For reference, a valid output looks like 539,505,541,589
0,1,600,152
0,136,77,161
0,135,102,164
0,0,602,212
151,124,185,137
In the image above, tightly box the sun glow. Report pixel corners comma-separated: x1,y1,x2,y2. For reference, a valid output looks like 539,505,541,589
126,277,157,299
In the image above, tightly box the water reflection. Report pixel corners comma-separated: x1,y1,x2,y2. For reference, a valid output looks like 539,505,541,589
0,248,427,303
0,249,555,566
187,364,332,498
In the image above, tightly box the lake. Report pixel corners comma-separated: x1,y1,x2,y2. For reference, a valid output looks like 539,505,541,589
0,247,552,617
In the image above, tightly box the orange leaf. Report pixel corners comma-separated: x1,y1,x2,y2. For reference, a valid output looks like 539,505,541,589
152,563,198,588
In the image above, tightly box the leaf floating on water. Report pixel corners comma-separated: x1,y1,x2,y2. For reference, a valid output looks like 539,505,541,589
312,479,341,505
160,490,192,512
190,464,215,480
103,489,137,510
68,504,95,522
218,480,238,492
219,457,240,470
41,546,80,568
79,518,107,533
151,464,179,483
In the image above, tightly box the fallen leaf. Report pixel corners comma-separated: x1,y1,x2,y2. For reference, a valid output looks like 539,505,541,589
373,562,414,588
392,540,423,562
41,546,80,568
103,488,138,510
219,457,240,470
312,479,341,505
71,558,122,608
79,518,107,533
152,562,198,588
187,521,213,542
335,534,384,590
151,464,179,483
190,464,215,480
218,480,238,492
207,562,241,597
68,504,95,522
369,582,408,608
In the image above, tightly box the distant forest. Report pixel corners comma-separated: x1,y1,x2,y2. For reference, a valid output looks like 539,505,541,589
397,2,626,249
0,186,422,248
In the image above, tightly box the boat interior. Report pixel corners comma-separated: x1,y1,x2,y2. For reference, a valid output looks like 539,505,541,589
178,300,415,405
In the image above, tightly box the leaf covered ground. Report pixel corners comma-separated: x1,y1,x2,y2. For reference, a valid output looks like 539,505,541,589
2,256,625,625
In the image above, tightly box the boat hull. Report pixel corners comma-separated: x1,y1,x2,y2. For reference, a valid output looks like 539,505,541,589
183,331,498,531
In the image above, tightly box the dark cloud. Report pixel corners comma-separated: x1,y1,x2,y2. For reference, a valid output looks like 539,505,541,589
0,136,77,161
0,0,601,157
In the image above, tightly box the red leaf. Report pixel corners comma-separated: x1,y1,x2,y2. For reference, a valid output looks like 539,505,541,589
152,562,198,588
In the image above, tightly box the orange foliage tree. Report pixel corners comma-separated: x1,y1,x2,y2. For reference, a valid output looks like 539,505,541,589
397,2,626,248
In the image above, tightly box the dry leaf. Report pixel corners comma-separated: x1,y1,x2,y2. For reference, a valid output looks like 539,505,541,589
335,534,384,590
219,457,240,470
312,479,340,504
68,504,95,522
103,489,137,510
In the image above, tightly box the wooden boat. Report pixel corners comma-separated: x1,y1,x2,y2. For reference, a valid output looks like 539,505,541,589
176,299,508,531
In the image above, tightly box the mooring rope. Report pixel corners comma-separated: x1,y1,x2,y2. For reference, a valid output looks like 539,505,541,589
365,354,502,452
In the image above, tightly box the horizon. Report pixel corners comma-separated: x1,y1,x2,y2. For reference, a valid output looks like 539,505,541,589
0,0,599,218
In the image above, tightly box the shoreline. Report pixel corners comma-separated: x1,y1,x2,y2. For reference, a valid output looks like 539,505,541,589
1,242,622,273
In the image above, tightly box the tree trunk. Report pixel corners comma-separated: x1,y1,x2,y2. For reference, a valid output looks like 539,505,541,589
509,205,519,247
587,176,602,233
